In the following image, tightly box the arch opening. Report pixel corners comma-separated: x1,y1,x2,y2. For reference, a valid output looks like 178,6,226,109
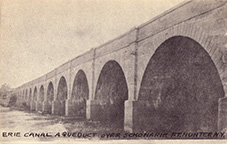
29,88,32,101
47,82,54,113
39,85,44,102
23,90,24,100
57,76,68,115
25,89,28,101
47,82,54,102
33,87,37,102
28,88,32,107
95,60,128,129
71,70,89,118
138,36,225,132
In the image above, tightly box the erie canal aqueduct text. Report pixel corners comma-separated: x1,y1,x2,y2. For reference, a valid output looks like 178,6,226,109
14,0,227,133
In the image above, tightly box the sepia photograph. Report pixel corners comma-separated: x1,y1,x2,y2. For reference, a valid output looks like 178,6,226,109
0,0,227,143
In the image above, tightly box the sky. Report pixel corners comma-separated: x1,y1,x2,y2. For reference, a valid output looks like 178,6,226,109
0,0,185,88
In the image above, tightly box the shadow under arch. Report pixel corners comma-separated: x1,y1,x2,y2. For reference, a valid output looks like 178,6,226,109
39,85,44,102
138,36,225,132
28,88,32,107
45,81,54,114
33,87,38,102
71,70,89,118
22,90,24,100
57,76,68,115
95,60,128,129
25,89,28,101
29,88,32,102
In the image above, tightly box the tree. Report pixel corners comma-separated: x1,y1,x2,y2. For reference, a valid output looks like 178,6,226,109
0,83,11,97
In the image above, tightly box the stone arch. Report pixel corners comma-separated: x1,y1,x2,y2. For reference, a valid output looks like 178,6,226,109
33,87,38,102
39,85,44,102
22,90,24,100
19,91,21,100
45,82,54,114
57,76,68,101
21,90,23,99
95,60,128,129
29,88,32,101
138,36,225,132
71,70,89,118
56,76,68,115
47,82,54,102
25,89,28,101
137,23,226,100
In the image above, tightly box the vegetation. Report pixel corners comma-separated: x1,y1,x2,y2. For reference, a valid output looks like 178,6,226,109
0,83,15,107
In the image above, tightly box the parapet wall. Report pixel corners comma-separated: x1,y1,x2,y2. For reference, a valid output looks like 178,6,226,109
15,0,227,97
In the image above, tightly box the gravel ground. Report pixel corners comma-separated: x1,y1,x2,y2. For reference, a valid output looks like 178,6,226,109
1,106,226,144
0,105,125,143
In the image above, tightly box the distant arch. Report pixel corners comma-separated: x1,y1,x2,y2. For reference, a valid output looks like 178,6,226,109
25,89,28,100
47,82,54,102
57,76,68,115
22,90,24,99
45,82,54,114
39,85,44,102
29,88,32,101
57,76,68,101
33,87,38,101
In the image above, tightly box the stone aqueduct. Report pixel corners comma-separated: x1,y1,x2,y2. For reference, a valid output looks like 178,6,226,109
14,0,227,132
